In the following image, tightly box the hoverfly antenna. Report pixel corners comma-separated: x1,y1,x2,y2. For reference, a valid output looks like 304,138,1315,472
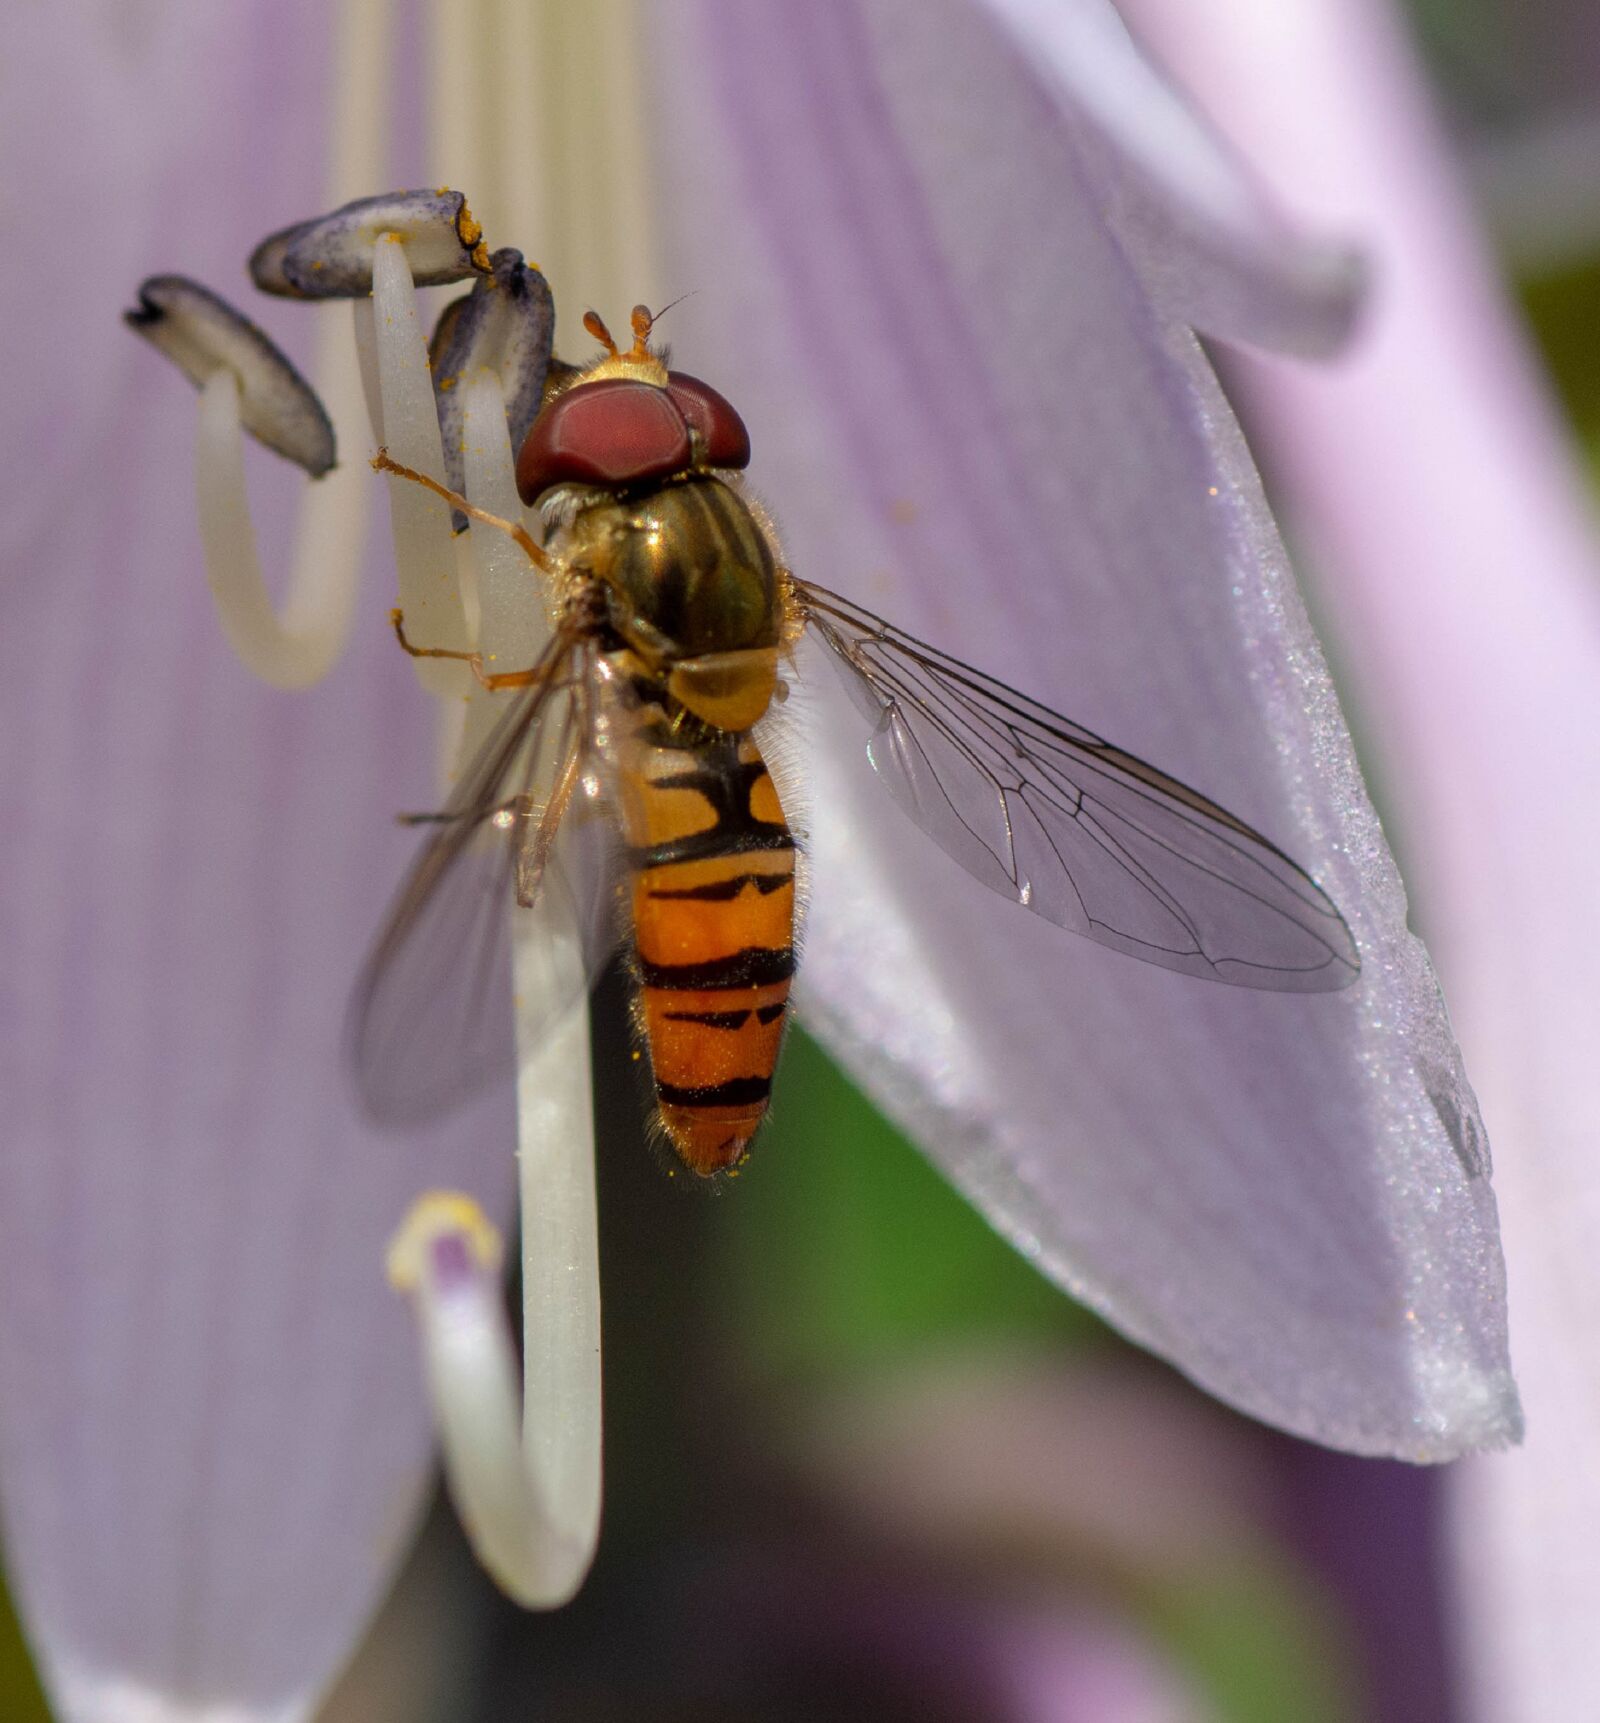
582,309,619,356
646,291,696,330
628,304,654,358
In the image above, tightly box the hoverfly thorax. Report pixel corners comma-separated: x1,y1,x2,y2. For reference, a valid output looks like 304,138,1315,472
517,304,781,719
566,483,783,663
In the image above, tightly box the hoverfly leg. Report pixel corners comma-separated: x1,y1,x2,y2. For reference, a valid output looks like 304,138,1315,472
473,663,547,692
371,448,552,572
389,608,544,691
513,741,583,909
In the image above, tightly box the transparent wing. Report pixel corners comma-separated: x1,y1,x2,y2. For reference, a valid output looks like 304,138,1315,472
347,628,621,1127
797,581,1360,991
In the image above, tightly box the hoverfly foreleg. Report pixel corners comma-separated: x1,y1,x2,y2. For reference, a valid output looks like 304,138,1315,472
371,448,553,573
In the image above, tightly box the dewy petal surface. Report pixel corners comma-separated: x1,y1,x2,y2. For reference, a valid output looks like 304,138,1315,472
1,3,512,1718
649,0,1516,1456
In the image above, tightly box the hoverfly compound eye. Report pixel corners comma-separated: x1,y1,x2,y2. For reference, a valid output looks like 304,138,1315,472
515,378,693,503
665,372,751,471
515,371,753,503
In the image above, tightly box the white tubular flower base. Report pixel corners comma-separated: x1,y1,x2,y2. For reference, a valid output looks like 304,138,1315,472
194,357,367,689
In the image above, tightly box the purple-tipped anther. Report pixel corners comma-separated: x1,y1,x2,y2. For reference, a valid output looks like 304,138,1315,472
125,275,336,476
249,187,492,298
429,247,555,525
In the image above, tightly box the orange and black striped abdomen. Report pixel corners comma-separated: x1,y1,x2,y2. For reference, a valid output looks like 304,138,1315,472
621,729,795,1175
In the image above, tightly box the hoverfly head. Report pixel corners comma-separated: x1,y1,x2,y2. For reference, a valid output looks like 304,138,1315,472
513,305,751,504
576,305,669,389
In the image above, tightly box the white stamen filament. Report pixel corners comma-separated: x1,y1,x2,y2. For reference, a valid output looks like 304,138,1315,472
442,366,604,1600
366,249,603,1603
194,367,363,688
369,237,472,696
187,0,392,688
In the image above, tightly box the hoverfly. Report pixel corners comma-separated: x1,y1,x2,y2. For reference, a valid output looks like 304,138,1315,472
352,302,1360,1177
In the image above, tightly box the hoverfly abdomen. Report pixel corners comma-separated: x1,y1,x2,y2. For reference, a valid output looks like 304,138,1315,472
621,729,796,1175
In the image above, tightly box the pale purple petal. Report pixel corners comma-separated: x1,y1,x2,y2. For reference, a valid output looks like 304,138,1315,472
1110,0,1600,1712
646,0,1516,1456
1,3,511,1717
974,0,1364,356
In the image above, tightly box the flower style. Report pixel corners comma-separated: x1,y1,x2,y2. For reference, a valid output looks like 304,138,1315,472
3,0,1518,1718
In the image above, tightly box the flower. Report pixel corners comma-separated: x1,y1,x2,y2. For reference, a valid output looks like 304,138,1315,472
3,0,1517,1718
